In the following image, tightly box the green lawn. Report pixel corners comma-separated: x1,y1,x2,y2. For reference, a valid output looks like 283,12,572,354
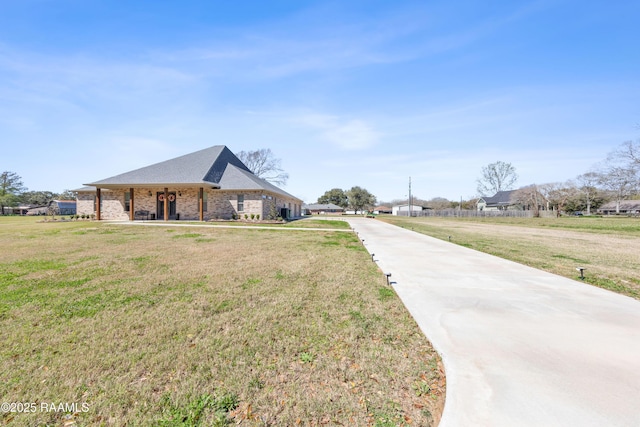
0,216,443,426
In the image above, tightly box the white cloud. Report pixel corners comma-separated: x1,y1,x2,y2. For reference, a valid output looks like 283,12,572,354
295,113,379,151
323,119,378,150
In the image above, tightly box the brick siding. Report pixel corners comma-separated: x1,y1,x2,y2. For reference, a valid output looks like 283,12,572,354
77,188,301,221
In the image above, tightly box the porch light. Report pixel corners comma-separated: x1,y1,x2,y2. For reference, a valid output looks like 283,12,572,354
178,191,182,196
148,191,152,196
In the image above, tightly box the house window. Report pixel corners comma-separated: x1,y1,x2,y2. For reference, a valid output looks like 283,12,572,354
237,194,244,211
202,191,208,212
124,191,131,212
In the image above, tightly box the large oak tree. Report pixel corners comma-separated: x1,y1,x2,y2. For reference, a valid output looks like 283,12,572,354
476,161,518,196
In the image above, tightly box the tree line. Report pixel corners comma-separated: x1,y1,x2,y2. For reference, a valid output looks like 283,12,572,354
0,171,75,215
316,187,377,213
474,138,640,215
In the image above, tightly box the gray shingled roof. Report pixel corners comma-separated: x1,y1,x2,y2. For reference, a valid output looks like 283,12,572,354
82,145,299,200
218,164,299,200
304,203,344,210
481,190,516,206
598,200,640,211
85,146,250,187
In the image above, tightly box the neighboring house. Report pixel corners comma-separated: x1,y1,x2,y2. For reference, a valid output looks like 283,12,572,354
4,205,33,215
598,200,640,215
373,206,392,214
304,203,344,215
18,200,76,216
477,190,519,211
392,205,424,216
76,146,302,221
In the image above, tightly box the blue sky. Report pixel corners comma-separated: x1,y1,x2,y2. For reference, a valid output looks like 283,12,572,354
1,0,638,203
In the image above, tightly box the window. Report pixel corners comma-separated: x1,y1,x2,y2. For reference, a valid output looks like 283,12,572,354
124,191,131,212
237,194,244,211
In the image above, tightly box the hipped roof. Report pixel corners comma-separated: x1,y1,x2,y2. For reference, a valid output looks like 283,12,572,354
304,203,344,210
82,145,300,201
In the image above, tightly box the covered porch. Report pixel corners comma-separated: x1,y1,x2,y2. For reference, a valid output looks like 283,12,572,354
92,185,218,222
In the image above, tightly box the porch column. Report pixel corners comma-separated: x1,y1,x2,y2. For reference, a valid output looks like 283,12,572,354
164,187,169,221
96,188,101,221
129,187,135,221
199,187,204,222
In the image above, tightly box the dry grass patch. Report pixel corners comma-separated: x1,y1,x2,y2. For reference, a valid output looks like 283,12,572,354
0,218,444,426
380,215,640,299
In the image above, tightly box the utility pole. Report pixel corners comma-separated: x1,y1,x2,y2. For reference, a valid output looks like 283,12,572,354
408,176,412,217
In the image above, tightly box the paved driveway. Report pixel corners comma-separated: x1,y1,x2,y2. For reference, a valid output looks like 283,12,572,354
345,217,640,427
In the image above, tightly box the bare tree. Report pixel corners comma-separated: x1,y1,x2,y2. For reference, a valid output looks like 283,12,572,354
426,197,453,210
597,140,640,213
236,148,289,186
476,161,518,196
610,139,640,166
576,172,600,215
513,185,544,217
597,166,638,214
540,181,578,216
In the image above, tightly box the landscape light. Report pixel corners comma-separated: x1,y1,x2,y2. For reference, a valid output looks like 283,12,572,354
385,273,392,285
371,253,375,261
576,267,586,280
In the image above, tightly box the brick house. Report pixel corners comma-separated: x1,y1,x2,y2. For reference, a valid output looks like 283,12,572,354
76,146,302,221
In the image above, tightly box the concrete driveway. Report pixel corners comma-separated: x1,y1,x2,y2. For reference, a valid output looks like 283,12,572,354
345,217,640,427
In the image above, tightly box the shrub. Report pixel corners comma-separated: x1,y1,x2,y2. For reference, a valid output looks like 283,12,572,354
250,214,255,220
244,214,248,220
256,214,260,220
231,213,237,220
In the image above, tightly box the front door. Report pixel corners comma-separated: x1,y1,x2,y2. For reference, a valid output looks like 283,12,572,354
157,192,177,220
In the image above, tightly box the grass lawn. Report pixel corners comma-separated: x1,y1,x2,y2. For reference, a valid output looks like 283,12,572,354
379,215,640,299
0,216,444,426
